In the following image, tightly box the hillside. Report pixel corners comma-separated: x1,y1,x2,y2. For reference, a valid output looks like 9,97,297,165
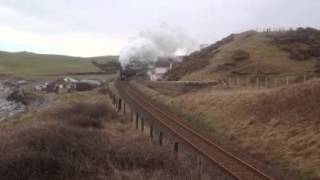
166,27,320,81
132,79,320,179
0,88,218,180
91,56,122,73
0,51,101,76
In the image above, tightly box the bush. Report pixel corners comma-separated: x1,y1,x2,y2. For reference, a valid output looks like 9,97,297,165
45,102,117,128
0,124,112,180
110,136,178,172
0,101,217,180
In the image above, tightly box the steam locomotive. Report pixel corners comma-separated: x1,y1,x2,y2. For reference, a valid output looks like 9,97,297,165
119,70,127,81
119,68,149,81
119,69,140,81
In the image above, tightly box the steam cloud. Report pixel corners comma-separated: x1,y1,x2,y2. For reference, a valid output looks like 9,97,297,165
119,25,198,69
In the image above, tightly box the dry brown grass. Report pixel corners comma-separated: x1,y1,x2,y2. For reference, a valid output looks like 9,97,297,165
135,80,320,180
0,91,224,180
0,102,180,180
42,102,118,128
0,102,115,180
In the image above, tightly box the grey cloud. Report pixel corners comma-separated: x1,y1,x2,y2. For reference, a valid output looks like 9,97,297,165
0,0,319,56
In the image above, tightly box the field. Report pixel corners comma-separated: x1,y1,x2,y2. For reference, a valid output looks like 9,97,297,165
132,80,320,180
0,51,100,76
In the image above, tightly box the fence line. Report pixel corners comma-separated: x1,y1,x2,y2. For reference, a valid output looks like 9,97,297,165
224,74,320,88
255,27,298,33
148,74,319,89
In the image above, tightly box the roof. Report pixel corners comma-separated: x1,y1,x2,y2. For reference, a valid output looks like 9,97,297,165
63,77,78,83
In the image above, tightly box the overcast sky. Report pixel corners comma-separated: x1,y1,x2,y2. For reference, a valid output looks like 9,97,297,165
0,0,319,57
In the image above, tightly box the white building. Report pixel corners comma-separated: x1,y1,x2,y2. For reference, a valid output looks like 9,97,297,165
63,77,78,83
148,62,173,81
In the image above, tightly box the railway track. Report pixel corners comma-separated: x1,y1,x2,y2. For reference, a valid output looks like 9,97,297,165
115,81,278,180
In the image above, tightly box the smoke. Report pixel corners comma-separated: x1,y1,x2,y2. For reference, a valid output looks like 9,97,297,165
119,25,198,69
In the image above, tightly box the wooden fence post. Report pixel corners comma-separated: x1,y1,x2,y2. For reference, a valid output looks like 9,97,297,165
159,132,163,145
141,118,144,132
265,77,268,88
197,156,203,179
135,113,139,129
174,142,179,157
150,125,154,140
118,98,122,112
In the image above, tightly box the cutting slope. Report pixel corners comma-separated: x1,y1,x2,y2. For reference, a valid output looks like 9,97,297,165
133,79,320,179
166,28,320,81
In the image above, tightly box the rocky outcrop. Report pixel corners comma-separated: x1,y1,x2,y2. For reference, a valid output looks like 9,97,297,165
0,83,26,121
6,89,27,105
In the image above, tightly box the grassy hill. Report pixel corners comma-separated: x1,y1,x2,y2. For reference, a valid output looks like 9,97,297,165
166,27,320,81
0,51,102,76
91,56,122,73
133,79,320,179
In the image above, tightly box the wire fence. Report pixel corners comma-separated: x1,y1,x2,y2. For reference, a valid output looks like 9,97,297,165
224,74,320,88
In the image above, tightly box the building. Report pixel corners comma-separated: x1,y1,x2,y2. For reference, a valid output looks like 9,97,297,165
147,59,173,81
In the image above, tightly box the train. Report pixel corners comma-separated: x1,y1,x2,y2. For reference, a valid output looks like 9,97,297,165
119,69,140,81
119,68,150,81
119,70,127,81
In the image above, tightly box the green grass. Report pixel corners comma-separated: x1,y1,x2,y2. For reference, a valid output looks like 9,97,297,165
0,51,100,75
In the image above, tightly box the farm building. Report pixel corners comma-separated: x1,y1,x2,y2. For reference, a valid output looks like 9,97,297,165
148,59,174,81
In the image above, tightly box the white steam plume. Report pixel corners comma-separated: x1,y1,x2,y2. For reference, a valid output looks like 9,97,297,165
119,25,198,69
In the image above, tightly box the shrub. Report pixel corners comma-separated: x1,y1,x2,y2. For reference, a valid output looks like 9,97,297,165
45,102,118,128
0,124,112,180
0,101,217,180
